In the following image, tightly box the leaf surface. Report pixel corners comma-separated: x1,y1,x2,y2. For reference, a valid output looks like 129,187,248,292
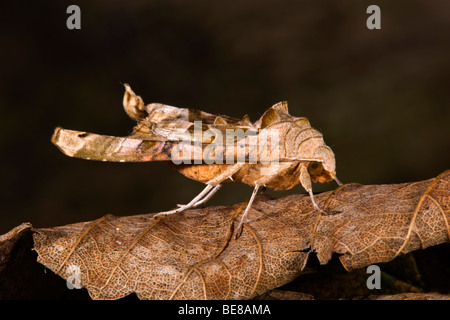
32,170,449,299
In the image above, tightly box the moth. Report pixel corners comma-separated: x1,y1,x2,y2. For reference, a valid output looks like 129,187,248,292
52,84,342,234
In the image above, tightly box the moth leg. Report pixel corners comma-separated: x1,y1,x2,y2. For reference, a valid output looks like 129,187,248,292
235,185,260,239
189,163,245,207
299,164,327,214
155,164,244,217
190,163,245,207
334,176,343,186
155,184,215,216
176,184,221,207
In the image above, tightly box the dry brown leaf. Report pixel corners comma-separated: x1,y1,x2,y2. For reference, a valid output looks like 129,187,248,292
32,170,449,300
255,289,314,300
364,292,450,300
0,223,32,275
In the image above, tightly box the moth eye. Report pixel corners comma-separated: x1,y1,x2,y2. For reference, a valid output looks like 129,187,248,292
308,161,324,176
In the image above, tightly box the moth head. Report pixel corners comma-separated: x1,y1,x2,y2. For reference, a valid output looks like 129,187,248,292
308,146,336,183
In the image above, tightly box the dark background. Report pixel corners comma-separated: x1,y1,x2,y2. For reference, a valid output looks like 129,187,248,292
1,0,449,234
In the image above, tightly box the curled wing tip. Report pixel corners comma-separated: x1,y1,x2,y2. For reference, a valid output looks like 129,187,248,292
51,126,62,145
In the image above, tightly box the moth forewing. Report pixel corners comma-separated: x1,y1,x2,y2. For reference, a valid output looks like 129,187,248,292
255,127,281,176
52,127,176,162
202,127,225,165
226,128,259,165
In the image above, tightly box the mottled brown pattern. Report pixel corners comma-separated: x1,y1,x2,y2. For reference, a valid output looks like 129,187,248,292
32,170,449,300
51,85,337,192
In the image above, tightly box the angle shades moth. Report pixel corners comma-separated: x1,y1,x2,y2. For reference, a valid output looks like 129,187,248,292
52,85,341,236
